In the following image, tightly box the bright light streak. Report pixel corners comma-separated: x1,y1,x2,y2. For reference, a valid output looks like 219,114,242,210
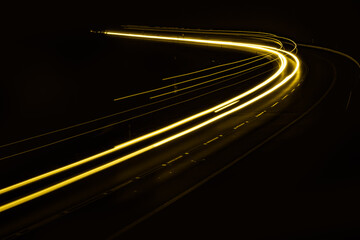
0,30,300,212
214,100,239,112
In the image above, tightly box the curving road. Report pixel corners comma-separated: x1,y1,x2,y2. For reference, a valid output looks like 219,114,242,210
0,27,359,239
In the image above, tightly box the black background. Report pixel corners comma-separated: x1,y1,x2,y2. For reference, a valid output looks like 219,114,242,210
3,1,360,57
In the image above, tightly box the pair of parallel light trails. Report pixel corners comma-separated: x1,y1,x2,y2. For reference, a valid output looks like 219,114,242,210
0,29,300,212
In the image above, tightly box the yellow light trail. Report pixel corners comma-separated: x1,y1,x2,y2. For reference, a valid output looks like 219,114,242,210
113,53,271,101
0,30,300,212
0,34,285,196
162,54,269,81
149,58,278,99
214,100,239,113
120,25,286,50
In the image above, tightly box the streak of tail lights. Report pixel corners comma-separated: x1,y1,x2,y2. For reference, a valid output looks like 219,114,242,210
0,29,300,212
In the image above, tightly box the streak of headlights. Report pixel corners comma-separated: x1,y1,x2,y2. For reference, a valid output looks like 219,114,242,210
0,30,300,212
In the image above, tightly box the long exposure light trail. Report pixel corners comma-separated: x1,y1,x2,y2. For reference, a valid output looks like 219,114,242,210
162,54,270,81
114,53,272,101
0,53,271,161
0,29,300,212
149,59,278,99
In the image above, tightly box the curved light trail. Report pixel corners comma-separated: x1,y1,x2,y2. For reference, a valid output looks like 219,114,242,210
0,52,272,161
114,54,271,101
162,54,269,81
0,29,300,212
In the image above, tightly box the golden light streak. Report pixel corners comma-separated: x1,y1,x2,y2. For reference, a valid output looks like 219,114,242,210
162,54,268,81
0,30,300,212
114,53,272,101
149,58,277,99
114,54,269,101
120,25,286,50
214,100,239,113
271,101,279,108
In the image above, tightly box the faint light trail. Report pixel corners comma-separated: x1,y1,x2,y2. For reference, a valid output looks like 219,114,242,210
0,29,300,212
271,101,279,108
0,65,276,162
114,54,271,101
162,54,269,81
255,111,266,118
149,58,277,99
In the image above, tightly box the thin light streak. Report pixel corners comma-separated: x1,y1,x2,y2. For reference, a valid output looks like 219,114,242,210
214,100,239,113
149,58,277,99
203,136,219,145
271,101,279,108
162,54,269,81
234,122,247,129
121,25,285,50
0,63,277,161
281,94,288,100
114,54,271,101
255,111,266,117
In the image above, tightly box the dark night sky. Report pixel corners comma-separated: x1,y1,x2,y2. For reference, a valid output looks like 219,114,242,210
3,1,360,44
2,1,359,61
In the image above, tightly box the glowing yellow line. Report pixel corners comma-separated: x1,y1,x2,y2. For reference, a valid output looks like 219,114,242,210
1,66,273,161
0,31,299,211
234,122,247,129
162,54,268,81
271,101,279,108
114,54,270,101
120,26,299,56
203,136,219,145
214,100,239,113
121,25,285,50
149,58,276,99
0,148,115,195
255,111,266,118
167,155,183,164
